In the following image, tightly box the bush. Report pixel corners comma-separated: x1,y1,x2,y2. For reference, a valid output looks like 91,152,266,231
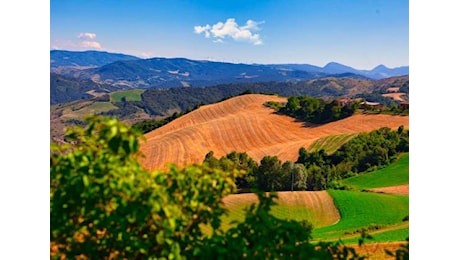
51,116,242,258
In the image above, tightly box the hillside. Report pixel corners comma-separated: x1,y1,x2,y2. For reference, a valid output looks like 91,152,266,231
342,153,409,192
139,94,409,171
81,57,324,89
50,50,140,68
221,191,340,229
50,73,122,104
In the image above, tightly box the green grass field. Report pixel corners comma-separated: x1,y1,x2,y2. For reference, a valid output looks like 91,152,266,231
342,153,409,190
312,190,408,242
308,133,358,154
110,89,145,102
220,204,317,231
337,226,409,244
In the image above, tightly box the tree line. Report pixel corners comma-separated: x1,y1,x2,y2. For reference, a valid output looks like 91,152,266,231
204,126,409,192
276,96,360,124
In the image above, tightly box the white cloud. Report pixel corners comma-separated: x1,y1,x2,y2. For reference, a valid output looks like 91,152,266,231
194,18,264,45
78,32,97,40
81,41,101,49
76,32,102,49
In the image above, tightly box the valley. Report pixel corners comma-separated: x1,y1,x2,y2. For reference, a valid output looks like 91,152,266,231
50,50,410,259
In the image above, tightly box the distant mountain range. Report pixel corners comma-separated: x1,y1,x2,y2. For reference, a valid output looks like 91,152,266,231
50,50,408,104
50,50,140,67
268,62,408,80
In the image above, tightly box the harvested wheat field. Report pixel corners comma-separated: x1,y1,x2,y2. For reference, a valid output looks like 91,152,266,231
139,94,409,171
369,184,409,196
222,191,340,228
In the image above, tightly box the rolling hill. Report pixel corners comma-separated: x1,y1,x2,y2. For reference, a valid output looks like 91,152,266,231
81,57,325,89
259,62,408,79
221,191,340,230
50,73,123,105
50,50,408,93
139,94,409,171
50,50,140,68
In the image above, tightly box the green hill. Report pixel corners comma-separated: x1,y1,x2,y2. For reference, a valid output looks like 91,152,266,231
342,153,409,190
312,189,408,242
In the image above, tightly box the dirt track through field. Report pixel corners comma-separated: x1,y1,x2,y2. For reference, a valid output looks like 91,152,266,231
368,184,409,195
139,94,409,171
222,191,340,227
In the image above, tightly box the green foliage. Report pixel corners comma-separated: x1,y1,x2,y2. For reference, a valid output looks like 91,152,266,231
277,96,359,124
51,116,374,259
132,112,182,134
203,151,259,190
332,127,409,174
51,116,242,259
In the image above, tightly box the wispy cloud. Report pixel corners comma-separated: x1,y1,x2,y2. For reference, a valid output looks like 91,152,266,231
77,32,97,40
81,41,101,49
194,18,264,45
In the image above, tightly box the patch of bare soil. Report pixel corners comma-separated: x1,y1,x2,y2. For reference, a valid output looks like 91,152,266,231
368,184,409,195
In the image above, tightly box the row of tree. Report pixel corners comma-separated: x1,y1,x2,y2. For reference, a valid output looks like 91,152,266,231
204,126,409,192
278,96,360,124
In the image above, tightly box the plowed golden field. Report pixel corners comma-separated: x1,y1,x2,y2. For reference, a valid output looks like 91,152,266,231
222,191,340,227
139,94,409,171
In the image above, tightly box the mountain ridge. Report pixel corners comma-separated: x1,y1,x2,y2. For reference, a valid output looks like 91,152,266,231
51,50,408,80
50,50,408,105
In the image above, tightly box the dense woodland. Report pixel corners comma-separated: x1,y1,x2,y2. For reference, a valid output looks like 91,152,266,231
204,126,409,192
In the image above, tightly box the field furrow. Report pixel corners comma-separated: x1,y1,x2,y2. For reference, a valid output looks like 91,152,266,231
139,94,409,171
222,191,340,228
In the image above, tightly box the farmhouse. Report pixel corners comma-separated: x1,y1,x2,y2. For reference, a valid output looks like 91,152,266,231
359,101,384,110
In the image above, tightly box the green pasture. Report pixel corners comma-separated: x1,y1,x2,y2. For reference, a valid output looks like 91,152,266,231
342,153,409,190
312,190,408,242
337,226,408,244
110,89,144,102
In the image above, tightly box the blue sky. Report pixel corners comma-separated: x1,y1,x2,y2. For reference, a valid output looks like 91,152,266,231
50,0,408,70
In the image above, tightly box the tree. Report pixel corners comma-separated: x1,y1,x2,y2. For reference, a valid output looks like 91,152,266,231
297,147,309,165
292,163,308,191
257,155,283,191
51,116,242,259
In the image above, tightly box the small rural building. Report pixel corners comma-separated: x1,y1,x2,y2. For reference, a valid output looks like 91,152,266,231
359,101,384,110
